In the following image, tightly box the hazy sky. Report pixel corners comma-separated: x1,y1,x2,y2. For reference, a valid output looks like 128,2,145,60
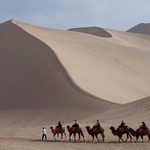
0,0,150,31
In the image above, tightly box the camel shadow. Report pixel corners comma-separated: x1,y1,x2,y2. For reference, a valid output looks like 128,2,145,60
30,139,105,144
30,139,147,144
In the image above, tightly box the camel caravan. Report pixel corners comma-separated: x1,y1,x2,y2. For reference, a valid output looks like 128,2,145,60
48,120,150,142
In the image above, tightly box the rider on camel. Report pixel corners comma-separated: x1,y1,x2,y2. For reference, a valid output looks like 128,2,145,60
140,121,147,130
72,120,79,131
93,120,100,128
118,120,126,131
56,121,62,131
93,120,100,132
73,119,79,127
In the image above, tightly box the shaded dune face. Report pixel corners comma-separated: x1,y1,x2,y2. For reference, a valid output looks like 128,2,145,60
68,27,112,38
0,21,118,127
127,23,150,35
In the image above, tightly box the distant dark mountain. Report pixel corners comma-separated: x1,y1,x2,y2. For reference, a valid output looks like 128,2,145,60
126,23,150,35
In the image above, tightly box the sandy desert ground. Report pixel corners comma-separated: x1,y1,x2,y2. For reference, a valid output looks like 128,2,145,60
0,20,150,149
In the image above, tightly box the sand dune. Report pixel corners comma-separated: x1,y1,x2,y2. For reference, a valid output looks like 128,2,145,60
12,20,150,104
127,23,150,35
0,21,118,128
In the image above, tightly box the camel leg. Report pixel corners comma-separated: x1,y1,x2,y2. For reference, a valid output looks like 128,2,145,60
91,133,94,142
69,133,72,141
81,132,85,141
141,135,143,142
77,133,80,141
147,135,150,142
120,137,124,142
74,133,76,141
135,135,139,142
64,132,67,140
61,133,63,140
95,134,99,142
101,133,105,141
129,134,132,142
126,132,132,142
125,133,129,142
54,133,56,140
118,135,124,142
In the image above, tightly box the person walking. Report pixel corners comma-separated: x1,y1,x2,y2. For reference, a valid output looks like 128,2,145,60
42,127,47,140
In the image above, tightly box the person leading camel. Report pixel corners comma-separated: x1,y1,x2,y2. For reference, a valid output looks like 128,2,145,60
42,127,47,140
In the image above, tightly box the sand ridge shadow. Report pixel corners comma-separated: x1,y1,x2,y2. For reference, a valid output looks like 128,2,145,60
68,27,112,38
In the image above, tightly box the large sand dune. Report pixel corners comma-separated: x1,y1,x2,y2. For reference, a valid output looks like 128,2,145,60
0,21,118,128
12,20,150,104
1,20,150,149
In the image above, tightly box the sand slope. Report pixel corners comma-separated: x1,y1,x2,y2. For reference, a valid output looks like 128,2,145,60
12,20,150,104
81,96,150,127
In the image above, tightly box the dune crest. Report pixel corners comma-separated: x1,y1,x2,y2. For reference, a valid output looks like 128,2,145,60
68,26,112,38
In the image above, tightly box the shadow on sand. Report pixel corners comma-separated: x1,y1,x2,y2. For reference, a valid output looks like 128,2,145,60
30,139,143,144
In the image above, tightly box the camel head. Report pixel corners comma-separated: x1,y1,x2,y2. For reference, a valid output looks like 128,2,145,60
85,126,90,130
110,126,115,131
67,125,71,131
129,128,132,131
50,126,54,130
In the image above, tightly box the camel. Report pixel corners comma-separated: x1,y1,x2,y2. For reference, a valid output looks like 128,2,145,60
129,128,150,142
67,125,85,141
110,126,132,142
50,126,67,140
85,126,105,142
